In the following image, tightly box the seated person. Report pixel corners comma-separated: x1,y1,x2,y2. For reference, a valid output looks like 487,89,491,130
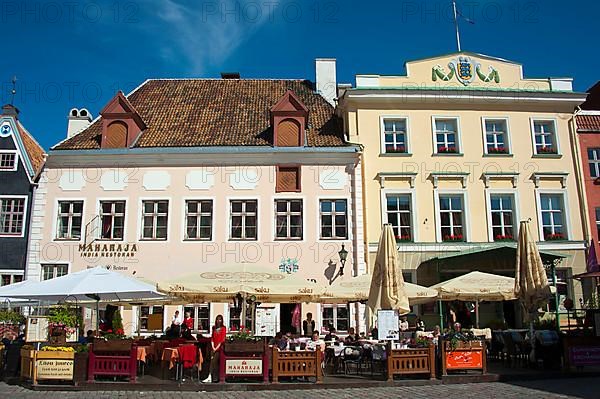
324,326,339,342
305,331,325,352
399,316,409,332
344,327,358,344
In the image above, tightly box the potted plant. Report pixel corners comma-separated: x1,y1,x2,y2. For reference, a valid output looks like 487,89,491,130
443,234,464,242
438,146,457,154
386,145,406,154
223,326,264,354
488,146,508,154
441,328,486,375
495,234,514,242
538,146,557,154
0,309,25,325
48,305,79,344
395,234,412,243
545,233,565,241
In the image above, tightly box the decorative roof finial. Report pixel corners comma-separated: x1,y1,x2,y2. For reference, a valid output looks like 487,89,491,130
10,76,17,106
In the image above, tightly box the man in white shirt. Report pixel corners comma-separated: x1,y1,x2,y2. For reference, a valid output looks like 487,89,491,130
399,316,409,332
171,310,182,337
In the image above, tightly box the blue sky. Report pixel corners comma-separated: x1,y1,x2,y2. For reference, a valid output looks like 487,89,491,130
3,0,598,150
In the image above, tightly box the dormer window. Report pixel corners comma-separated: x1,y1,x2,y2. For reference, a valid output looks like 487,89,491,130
99,91,146,149
270,90,308,147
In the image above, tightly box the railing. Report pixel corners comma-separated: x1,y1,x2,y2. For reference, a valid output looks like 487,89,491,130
387,344,435,381
87,344,137,383
272,347,323,383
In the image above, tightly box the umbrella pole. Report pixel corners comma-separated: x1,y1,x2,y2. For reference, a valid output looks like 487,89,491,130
96,300,99,332
438,300,444,329
475,300,479,329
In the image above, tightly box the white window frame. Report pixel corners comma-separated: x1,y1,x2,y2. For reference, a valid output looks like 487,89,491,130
40,263,69,281
530,118,560,155
432,116,461,154
380,116,410,154
380,188,418,242
0,195,28,238
98,199,126,241
55,200,84,241
183,304,211,334
0,150,18,171
229,199,259,241
184,199,213,241
434,190,470,243
535,190,571,241
595,208,600,239
588,148,600,178
318,198,349,240
140,199,170,241
274,199,303,240
485,190,519,242
139,305,164,332
321,304,350,333
481,117,511,155
0,273,23,286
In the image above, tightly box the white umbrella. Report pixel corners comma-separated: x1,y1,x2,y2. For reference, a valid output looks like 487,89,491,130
5,266,164,302
368,224,410,314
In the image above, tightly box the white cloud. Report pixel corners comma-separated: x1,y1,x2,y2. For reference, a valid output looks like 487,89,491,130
147,0,280,74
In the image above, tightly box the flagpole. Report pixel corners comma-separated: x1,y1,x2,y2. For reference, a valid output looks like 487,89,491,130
452,0,461,51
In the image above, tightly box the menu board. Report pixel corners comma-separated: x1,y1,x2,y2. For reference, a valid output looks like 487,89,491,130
26,316,49,342
377,310,399,340
255,307,277,337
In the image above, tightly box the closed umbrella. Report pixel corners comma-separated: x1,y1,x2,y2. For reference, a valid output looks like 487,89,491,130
368,224,410,314
514,220,551,361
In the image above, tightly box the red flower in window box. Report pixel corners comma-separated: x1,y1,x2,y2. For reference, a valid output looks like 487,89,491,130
395,234,412,242
443,234,464,242
438,146,457,154
488,146,508,154
386,145,406,153
539,146,557,154
545,233,565,241
495,234,514,241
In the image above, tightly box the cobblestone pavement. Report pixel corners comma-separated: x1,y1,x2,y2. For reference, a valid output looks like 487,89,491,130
0,378,596,399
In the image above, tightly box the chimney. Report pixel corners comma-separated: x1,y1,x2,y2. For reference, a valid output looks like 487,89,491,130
221,72,240,79
315,58,337,106
1,104,19,118
67,108,93,138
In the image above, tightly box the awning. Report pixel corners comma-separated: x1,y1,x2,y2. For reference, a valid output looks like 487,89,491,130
430,271,517,301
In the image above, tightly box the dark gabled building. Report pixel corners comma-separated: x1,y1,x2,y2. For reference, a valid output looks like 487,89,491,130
0,104,45,286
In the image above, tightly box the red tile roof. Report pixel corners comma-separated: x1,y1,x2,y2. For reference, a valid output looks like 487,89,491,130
16,121,45,177
54,79,346,150
577,115,600,132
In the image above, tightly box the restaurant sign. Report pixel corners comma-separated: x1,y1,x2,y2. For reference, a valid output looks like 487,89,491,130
446,351,483,369
79,243,137,258
225,359,262,375
36,359,74,380
569,346,600,367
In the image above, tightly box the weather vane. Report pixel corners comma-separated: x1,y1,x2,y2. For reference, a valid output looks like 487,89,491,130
10,76,17,105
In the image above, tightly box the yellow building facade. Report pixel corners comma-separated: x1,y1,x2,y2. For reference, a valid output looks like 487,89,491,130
338,52,589,328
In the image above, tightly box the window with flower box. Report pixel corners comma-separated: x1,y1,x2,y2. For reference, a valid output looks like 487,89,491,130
438,194,465,242
385,194,413,242
382,119,408,154
489,194,515,241
484,119,509,154
434,118,459,154
533,120,558,155
539,193,567,240
228,304,253,332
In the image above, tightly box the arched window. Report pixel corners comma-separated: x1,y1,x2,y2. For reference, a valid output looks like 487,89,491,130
104,121,128,148
276,119,301,147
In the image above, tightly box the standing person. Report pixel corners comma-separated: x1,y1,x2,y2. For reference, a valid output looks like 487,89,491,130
203,314,226,383
399,316,409,332
171,310,182,337
302,313,316,337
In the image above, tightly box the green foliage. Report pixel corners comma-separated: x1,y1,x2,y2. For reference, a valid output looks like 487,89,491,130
226,327,261,342
443,328,479,350
533,314,557,330
583,293,599,310
112,309,123,331
0,310,25,324
48,305,79,328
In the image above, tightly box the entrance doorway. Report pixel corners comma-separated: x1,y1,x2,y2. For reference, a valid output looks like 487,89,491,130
279,303,299,334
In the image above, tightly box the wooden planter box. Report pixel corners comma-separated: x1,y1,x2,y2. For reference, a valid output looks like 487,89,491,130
272,347,323,383
223,340,265,354
441,340,486,375
563,335,600,370
387,345,436,381
21,349,75,385
92,338,133,353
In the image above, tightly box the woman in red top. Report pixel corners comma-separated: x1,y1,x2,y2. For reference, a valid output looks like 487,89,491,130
203,314,226,383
